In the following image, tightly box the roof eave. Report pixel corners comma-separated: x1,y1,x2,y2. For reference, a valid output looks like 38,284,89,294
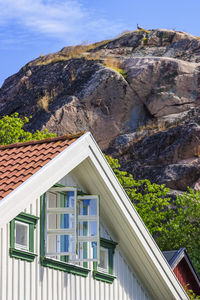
0,132,188,300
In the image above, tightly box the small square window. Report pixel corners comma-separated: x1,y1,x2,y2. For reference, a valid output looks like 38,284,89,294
15,221,29,251
10,212,39,262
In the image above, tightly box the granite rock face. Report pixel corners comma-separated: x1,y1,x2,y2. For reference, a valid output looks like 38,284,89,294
1,29,200,190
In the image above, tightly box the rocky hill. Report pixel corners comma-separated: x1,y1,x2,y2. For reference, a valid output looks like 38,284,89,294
1,28,200,191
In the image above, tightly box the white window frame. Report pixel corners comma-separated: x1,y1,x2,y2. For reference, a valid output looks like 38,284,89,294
75,195,100,263
15,220,29,251
45,188,99,263
46,187,77,256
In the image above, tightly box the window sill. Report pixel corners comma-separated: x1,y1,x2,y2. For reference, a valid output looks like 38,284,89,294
93,270,116,284
10,248,37,262
40,256,90,277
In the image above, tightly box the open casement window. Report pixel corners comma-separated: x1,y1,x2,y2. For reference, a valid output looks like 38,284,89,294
46,187,77,259
44,187,99,265
77,195,99,262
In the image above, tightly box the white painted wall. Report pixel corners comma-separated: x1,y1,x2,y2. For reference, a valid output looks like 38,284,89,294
0,174,151,300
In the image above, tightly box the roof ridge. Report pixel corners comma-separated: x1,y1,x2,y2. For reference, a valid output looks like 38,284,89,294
0,132,85,150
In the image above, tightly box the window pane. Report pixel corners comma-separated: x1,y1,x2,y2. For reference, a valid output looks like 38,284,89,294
70,241,97,261
98,247,108,271
78,198,97,216
78,221,97,236
48,191,75,209
77,241,88,260
90,221,97,236
48,213,75,230
78,221,88,236
15,222,29,250
91,241,98,260
47,234,76,255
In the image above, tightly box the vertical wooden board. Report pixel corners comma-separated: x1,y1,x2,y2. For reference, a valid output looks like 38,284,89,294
29,262,33,300
61,271,65,300
35,199,40,300
71,275,77,300
77,275,82,300
0,228,2,300
126,258,131,300
49,268,54,300
41,266,47,300
79,275,84,300
105,282,110,300
60,173,86,192
113,249,118,300
28,197,33,300
118,252,123,300
58,269,63,300
100,223,111,240
51,270,55,300
6,223,12,300
24,262,29,300
131,272,137,300
130,269,134,300
1,226,7,300
110,278,114,300
90,272,95,300
18,260,25,300
94,280,99,300
85,270,90,300
137,280,142,300
66,273,71,300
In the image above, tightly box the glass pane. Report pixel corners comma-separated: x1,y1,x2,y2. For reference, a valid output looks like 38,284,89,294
48,191,75,209
48,213,75,230
78,221,97,236
90,221,97,236
77,241,88,260
15,222,29,249
98,247,108,271
47,234,76,255
78,198,97,216
69,241,97,261
78,221,88,236
48,191,57,208
90,241,98,260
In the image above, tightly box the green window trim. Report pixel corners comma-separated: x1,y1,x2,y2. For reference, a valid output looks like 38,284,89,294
10,212,39,262
93,270,116,284
93,238,117,284
40,256,90,277
40,195,90,277
9,248,37,262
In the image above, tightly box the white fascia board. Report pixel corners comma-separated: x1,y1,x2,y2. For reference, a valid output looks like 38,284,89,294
0,133,91,228
0,132,188,299
84,133,188,300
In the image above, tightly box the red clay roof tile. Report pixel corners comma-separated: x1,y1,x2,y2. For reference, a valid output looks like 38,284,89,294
0,133,84,200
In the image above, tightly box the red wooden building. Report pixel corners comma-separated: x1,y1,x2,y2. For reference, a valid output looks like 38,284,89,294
163,248,200,296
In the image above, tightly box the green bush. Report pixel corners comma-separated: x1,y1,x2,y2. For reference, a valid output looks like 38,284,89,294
0,113,56,145
106,155,200,275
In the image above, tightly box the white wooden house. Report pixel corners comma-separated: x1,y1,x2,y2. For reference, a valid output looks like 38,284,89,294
0,132,188,300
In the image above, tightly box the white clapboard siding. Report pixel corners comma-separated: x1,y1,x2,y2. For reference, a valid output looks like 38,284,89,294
0,174,151,300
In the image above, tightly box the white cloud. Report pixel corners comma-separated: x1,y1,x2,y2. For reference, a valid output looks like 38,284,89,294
0,0,124,43
0,0,85,34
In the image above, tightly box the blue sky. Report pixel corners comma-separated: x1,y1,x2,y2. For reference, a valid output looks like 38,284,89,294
0,0,200,87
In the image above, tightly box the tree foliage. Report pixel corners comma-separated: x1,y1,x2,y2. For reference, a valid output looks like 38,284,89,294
106,155,200,276
0,113,56,145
